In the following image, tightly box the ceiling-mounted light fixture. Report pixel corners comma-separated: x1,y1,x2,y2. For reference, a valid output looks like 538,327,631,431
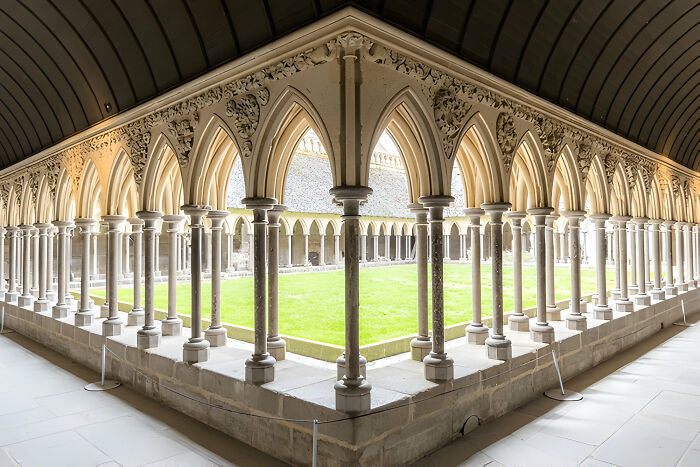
104,102,112,113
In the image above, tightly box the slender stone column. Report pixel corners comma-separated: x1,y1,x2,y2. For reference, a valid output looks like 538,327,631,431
155,232,161,275
127,218,145,326
373,235,379,261
633,218,651,305
46,227,56,302
409,204,431,360
483,202,512,360
629,223,638,296
161,215,184,335
17,225,34,308
563,211,587,330
644,225,653,290
242,198,276,383
649,220,665,300
359,234,366,263
694,225,700,284
663,221,678,296
507,211,528,332
0,226,5,299
554,232,560,262
5,227,18,303
102,216,125,336
122,230,131,276
319,233,326,266
331,186,372,412
52,222,72,316
31,224,49,312
334,234,340,265
205,210,229,347
675,222,687,292
545,215,561,321
417,196,454,381
266,205,287,359
73,219,94,325
303,234,310,266
590,214,613,319
136,211,163,349
684,223,693,287
612,217,634,311
31,228,39,296
182,205,211,363
528,209,555,339
91,233,98,279
465,208,488,344
99,222,110,318
247,232,254,271
611,225,621,299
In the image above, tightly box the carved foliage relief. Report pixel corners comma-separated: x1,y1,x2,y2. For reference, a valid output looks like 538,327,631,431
496,112,518,173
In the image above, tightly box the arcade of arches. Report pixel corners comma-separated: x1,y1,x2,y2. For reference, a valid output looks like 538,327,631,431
2,16,700,466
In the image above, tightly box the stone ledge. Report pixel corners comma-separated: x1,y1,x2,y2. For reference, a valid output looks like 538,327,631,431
4,287,698,465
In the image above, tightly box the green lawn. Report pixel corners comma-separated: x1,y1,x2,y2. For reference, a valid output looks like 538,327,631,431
92,263,615,346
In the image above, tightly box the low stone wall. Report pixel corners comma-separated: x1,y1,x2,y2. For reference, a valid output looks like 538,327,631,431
3,289,698,466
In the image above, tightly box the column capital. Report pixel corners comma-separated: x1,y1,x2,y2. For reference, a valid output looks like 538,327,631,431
662,220,676,227
33,222,52,230
181,204,211,224
561,210,586,219
506,210,528,220
589,212,611,222
5,225,18,232
18,224,33,231
74,218,95,234
647,218,664,225
480,202,511,214
526,207,552,225
632,216,649,224
162,214,185,225
102,215,126,228
611,215,632,224
267,204,287,226
463,207,484,222
418,195,454,208
329,186,372,203
410,203,429,224
206,210,229,230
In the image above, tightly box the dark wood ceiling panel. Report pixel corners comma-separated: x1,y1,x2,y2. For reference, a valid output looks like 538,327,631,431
0,0,696,170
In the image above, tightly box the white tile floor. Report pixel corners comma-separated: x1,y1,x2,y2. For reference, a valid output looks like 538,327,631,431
419,316,700,467
0,332,285,467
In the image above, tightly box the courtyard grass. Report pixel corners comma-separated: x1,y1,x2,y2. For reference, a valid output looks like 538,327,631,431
92,263,615,347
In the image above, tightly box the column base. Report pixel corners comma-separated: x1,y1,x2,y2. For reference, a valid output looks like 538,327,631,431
204,326,227,347
30,287,38,297
677,283,688,292
18,295,34,308
646,281,654,291
161,317,182,336
245,354,276,384
410,337,432,361
336,354,367,381
593,305,613,320
466,323,489,345
664,285,678,297
183,338,210,364
46,291,57,302
650,289,666,301
628,285,639,296
267,337,286,361
546,306,561,322
610,289,621,300
335,378,371,413
423,353,454,382
137,328,161,349
634,294,651,306
52,304,70,319
616,299,634,312
74,311,93,327
4,291,18,303
579,299,588,314
485,337,512,360
99,305,110,318
566,314,587,331
65,295,75,307
102,318,123,336
685,281,695,290
530,323,555,343
508,314,530,332
33,299,49,313
127,309,145,326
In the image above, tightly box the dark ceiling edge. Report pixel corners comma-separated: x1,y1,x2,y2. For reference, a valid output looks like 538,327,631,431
0,5,696,182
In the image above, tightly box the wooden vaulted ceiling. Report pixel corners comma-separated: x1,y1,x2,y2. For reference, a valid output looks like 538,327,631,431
0,0,697,170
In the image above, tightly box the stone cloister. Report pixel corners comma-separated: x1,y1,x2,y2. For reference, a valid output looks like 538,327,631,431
1,10,699,465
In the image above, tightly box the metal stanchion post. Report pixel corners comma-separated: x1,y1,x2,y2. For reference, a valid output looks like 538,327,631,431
544,349,583,401
673,299,696,327
85,344,121,391
312,419,318,467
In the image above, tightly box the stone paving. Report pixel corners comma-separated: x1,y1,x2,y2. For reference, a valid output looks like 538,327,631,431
419,308,700,467
0,332,284,467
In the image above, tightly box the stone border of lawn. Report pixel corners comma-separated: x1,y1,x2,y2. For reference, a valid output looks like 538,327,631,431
77,292,596,363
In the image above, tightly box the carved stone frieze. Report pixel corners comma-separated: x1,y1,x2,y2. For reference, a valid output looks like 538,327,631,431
225,89,269,157
0,185,8,210
124,122,152,184
496,112,518,173
168,112,199,168
44,155,62,197
604,150,620,185
433,85,471,158
62,147,85,191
